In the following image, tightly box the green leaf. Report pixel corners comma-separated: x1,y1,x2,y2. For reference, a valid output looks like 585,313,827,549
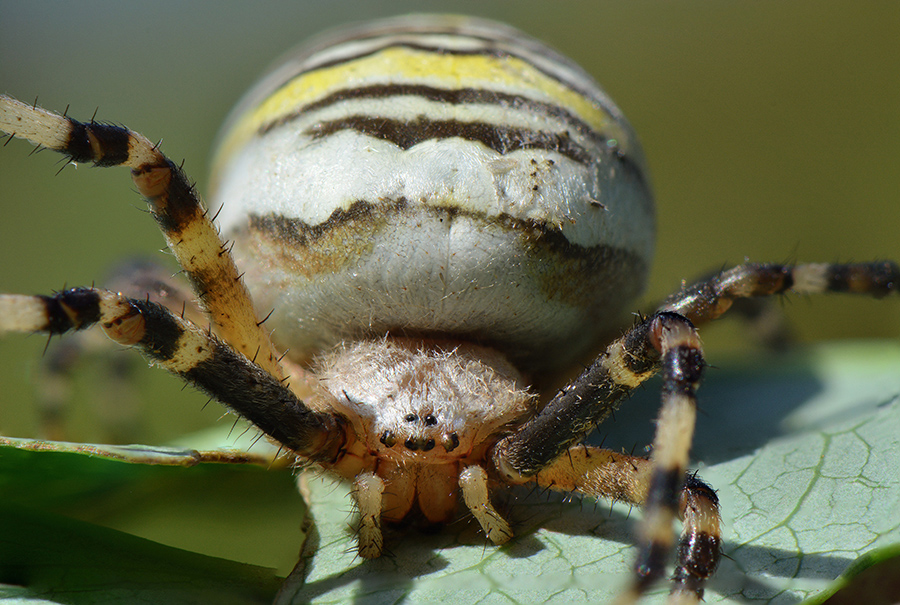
2,342,899,604
0,504,282,605
281,342,900,603
802,544,900,605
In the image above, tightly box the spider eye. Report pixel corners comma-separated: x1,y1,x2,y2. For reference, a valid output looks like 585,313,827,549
424,414,437,426
380,431,396,447
441,433,460,452
404,413,418,423
404,438,419,451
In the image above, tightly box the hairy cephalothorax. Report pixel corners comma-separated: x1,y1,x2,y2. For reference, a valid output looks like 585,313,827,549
311,338,536,556
1,14,896,605
320,338,535,465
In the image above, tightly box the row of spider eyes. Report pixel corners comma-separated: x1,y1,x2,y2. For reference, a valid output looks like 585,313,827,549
379,413,462,453
404,412,437,425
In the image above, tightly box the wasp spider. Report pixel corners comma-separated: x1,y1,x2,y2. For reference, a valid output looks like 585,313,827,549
1,14,897,603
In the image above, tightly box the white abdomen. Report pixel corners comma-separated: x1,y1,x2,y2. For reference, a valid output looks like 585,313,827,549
210,15,655,372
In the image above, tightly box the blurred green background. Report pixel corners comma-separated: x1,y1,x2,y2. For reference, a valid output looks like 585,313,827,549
0,0,897,574
2,0,898,449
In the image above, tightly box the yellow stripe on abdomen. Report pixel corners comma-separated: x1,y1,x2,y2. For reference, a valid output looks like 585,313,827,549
215,46,625,171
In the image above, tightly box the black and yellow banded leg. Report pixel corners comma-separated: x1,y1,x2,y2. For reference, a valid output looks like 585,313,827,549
496,262,900,478
493,312,713,603
0,95,283,379
493,262,898,601
661,261,900,325
622,314,708,604
533,447,720,602
0,288,345,461
32,259,210,442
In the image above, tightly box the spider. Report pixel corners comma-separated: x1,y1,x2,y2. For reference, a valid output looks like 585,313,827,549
0,14,897,604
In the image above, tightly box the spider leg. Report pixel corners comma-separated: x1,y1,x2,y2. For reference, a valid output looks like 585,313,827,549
0,288,345,461
661,261,899,324
460,465,513,545
354,472,386,559
654,267,792,349
493,261,899,602
0,95,283,378
493,311,707,600
492,315,664,480
34,259,207,442
621,314,708,604
532,446,720,600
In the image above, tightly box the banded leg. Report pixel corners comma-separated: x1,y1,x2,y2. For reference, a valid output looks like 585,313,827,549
34,259,207,442
0,288,345,461
532,446,720,601
0,95,283,378
661,261,900,325
492,262,899,601
493,261,900,480
492,312,710,600
623,314,707,604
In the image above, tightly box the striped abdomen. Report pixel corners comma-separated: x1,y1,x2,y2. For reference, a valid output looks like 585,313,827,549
210,15,655,372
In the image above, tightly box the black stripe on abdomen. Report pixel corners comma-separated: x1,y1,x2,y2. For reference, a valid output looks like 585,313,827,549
267,83,604,144
305,115,593,164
